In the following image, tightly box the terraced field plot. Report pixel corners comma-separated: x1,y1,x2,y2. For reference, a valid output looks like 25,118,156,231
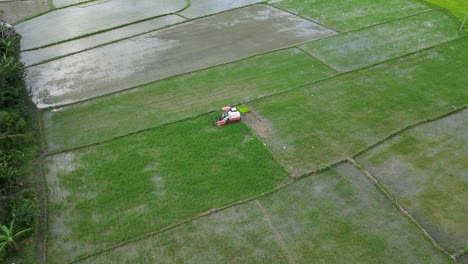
15,0,188,50
21,15,186,67
271,0,434,31
43,117,287,262
301,10,460,72
16,0,467,263
77,164,451,263
248,37,467,176
43,48,337,152
357,110,468,254
26,4,336,108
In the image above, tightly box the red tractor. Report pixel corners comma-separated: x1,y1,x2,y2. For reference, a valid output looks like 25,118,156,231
215,106,241,126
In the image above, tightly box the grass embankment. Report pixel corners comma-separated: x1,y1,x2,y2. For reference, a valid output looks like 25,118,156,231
271,0,434,31
43,116,288,262
301,10,460,72
43,48,337,152
357,110,467,253
249,37,468,176
79,163,452,263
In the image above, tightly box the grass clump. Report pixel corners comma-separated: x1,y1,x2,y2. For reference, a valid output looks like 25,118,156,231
43,115,287,262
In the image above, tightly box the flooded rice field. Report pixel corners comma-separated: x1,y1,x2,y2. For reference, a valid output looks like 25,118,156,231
26,4,336,108
15,0,187,50
21,15,185,66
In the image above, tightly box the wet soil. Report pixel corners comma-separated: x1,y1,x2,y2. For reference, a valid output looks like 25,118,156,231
27,4,336,108
0,0,50,24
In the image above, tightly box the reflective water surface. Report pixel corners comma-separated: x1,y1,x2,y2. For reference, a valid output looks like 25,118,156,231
27,5,336,108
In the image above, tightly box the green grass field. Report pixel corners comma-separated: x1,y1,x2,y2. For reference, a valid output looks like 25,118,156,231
43,48,337,152
271,0,434,32
301,11,460,72
249,37,467,176
78,163,452,263
26,0,468,262
43,116,287,262
357,110,467,253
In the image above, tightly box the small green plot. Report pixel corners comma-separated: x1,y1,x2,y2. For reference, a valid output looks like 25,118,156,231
271,0,434,32
249,38,468,176
356,110,468,253
43,115,287,262
301,11,460,72
43,48,337,152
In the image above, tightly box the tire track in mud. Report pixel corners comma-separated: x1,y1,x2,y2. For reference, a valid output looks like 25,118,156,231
255,200,295,264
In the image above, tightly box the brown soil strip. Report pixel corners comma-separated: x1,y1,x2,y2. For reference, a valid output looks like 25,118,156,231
346,157,455,261
241,107,273,138
255,200,294,264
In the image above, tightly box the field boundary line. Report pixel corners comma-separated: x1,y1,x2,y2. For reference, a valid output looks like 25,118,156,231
255,200,294,264
20,0,191,51
346,158,455,261
294,46,340,72
265,4,341,33
67,182,293,263
23,15,190,68
352,105,467,159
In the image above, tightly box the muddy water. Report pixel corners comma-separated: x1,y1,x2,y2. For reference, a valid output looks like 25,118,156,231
180,0,264,18
27,5,336,108
15,0,187,50
21,15,185,66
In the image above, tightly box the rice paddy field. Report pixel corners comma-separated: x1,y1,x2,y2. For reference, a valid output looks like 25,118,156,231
11,0,468,262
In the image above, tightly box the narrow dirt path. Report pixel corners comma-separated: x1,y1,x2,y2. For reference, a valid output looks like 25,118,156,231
255,200,294,264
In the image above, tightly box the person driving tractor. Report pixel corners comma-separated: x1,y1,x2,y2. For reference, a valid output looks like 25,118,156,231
217,106,241,126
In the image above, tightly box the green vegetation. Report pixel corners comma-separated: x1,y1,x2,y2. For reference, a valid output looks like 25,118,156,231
0,23,38,262
0,216,32,253
43,48,337,152
271,0,433,31
249,37,467,176
301,11,460,72
357,110,467,253
43,116,287,262
425,0,468,23
79,163,452,263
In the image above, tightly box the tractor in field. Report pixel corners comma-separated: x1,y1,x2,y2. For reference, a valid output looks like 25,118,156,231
215,106,241,126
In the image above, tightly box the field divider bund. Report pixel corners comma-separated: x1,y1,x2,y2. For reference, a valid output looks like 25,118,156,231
255,200,294,263
346,157,455,261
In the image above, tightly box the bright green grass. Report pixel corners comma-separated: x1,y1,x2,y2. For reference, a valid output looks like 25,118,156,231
79,163,452,263
249,37,468,176
357,110,467,253
425,0,468,23
43,116,288,263
271,0,434,32
43,48,337,152
301,11,460,72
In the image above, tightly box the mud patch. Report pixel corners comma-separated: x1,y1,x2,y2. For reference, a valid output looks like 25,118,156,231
242,107,274,138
